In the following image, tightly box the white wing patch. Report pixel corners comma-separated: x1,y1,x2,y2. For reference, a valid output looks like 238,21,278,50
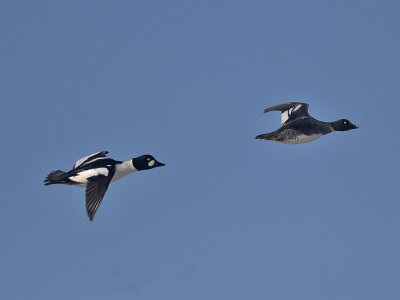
280,104,302,125
293,104,302,112
281,111,289,125
73,152,107,169
69,167,109,185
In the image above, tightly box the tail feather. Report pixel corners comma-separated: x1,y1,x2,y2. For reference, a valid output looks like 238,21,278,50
255,132,276,140
44,170,68,185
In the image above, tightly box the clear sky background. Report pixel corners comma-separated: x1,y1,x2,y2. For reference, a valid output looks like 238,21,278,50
1,0,399,299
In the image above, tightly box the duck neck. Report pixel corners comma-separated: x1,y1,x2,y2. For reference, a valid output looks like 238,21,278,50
112,160,137,182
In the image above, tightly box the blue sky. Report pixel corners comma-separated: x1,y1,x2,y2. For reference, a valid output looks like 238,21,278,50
1,0,399,299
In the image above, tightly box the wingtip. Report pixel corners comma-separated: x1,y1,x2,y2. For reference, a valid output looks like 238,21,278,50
263,108,271,113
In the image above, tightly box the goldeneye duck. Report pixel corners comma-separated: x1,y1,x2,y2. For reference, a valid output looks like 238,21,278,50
44,151,165,221
255,102,358,144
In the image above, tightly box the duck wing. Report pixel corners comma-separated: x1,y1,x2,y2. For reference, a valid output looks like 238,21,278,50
73,151,109,169
85,166,115,221
263,102,310,125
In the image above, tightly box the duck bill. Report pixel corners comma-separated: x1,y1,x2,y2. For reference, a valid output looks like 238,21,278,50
155,161,165,167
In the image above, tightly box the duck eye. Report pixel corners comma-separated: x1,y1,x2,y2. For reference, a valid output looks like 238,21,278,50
344,121,347,124
147,157,151,161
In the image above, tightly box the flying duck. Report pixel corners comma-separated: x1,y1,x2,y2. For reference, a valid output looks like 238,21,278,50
44,151,165,221
256,102,358,144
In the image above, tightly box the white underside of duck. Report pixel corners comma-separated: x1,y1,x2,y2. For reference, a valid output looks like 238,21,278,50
282,133,323,144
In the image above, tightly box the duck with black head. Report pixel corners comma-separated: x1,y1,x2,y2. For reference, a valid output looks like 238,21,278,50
256,102,358,144
44,151,165,221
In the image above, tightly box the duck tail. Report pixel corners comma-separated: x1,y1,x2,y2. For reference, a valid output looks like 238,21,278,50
44,170,68,185
255,132,275,140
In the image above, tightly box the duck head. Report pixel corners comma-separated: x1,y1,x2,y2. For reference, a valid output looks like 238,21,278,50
331,119,359,131
132,155,165,171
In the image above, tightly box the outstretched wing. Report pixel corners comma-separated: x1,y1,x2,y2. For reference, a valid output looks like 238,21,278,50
73,151,109,169
85,166,115,221
263,102,310,125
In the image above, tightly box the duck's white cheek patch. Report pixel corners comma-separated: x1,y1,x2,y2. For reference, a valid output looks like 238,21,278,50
148,160,155,167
